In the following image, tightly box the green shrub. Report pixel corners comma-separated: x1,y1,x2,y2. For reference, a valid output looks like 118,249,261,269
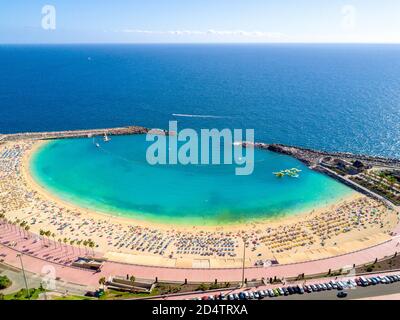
209,283,221,290
196,283,209,291
0,276,12,290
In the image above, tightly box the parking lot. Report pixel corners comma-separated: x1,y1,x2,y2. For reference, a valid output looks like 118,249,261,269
187,274,400,301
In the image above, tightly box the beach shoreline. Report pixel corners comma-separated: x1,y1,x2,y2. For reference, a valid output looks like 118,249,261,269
23,139,360,232
0,138,396,269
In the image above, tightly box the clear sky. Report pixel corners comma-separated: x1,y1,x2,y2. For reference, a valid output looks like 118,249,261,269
1,0,400,43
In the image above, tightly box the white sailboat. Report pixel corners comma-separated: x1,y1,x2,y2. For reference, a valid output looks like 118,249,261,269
92,137,100,148
103,133,111,142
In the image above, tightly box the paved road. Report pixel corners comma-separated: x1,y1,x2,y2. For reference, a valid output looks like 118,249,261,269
269,282,400,300
0,263,89,296
0,265,41,294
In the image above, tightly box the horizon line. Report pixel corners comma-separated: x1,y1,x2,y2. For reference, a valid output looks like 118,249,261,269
1,42,400,45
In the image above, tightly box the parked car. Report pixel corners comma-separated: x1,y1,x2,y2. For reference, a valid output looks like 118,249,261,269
268,289,274,297
219,293,226,300
283,288,289,295
349,279,357,287
311,284,317,292
359,277,369,287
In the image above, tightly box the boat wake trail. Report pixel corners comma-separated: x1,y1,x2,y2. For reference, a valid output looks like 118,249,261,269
172,113,231,119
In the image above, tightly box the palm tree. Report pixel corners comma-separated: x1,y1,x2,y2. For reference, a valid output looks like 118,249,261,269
8,219,13,231
77,240,82,255
83,240,88,255
24,225,30,239
70,240,75,254
88,240,95,256
19,221,26,237
0,214,5,228
52,233,56,248
45,231,51,246
39,229,45,247
99,277,106,290
129,275,135,292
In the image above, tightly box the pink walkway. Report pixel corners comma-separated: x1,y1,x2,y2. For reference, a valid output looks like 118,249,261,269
2,221,400,288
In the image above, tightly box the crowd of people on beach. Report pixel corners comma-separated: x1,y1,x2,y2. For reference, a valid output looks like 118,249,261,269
0,141,398,267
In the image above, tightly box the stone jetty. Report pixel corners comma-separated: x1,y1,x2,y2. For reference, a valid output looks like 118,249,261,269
0,125,149,142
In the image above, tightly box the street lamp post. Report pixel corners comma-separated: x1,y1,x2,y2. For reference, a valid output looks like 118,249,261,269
241,237,246,288
17,254,30,298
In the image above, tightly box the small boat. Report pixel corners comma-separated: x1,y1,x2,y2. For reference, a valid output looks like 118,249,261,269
273,172,285,178
92,137,100,148
103,133,111,142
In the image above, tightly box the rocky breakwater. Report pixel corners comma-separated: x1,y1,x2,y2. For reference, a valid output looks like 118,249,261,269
244,142,322,166
1,125,149,141
265,144,400,169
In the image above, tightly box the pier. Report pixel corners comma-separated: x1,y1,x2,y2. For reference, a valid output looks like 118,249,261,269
0,125,149,142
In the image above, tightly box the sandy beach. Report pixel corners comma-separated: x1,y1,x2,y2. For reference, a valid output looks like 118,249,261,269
0,139,398,268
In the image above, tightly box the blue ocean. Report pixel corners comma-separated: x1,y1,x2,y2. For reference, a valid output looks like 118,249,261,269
1,44,400,157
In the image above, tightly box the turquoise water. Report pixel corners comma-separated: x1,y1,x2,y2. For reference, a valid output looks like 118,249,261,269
30,135,354,225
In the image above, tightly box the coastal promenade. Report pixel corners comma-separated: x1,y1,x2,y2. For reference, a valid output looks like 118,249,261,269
1,221,400,287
